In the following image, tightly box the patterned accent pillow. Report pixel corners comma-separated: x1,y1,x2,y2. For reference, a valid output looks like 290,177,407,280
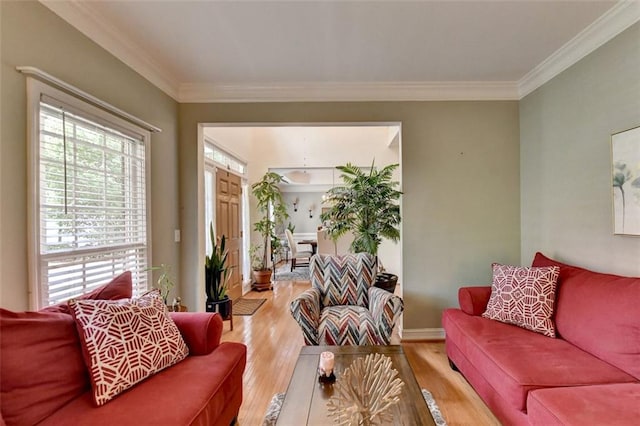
69,290,189,406
482,264,560,337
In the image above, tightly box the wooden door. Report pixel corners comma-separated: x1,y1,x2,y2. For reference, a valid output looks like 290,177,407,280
216,169,243,301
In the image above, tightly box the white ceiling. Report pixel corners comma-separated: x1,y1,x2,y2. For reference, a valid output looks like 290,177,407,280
42,1,639,102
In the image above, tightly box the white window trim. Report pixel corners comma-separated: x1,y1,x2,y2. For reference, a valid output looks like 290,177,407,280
202,138,251,290
26,77,152,309
203,137,248,179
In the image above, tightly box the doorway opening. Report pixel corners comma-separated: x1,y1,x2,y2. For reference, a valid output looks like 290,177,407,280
197,123,402,309
203,142,246,301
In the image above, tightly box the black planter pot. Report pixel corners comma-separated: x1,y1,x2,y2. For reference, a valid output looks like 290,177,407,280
206,296,231,319
375,273,398,293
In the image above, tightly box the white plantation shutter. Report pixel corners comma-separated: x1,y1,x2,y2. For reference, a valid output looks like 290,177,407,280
36,97,150,307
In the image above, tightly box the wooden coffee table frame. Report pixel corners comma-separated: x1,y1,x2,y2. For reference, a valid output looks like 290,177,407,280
277,345,435,425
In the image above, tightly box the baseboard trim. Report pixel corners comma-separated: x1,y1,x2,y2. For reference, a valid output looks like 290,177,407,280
401,328,445,341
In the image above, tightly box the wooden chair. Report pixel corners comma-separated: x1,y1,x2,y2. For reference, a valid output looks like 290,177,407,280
316,229,336,255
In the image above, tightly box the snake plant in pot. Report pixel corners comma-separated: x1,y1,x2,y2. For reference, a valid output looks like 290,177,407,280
205,223,232,318
320,161,402,292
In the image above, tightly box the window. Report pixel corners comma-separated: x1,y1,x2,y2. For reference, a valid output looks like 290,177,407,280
203,140,247,254
29,81,151,308
204,142,246,176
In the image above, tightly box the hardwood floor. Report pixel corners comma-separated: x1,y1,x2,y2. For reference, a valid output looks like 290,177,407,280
221,280,500,426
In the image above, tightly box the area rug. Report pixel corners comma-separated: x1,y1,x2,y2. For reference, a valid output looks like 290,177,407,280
232,298,266,316
262,389,447,425
274,263,310,281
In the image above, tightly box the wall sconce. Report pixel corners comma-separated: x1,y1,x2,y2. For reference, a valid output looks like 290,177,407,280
293,198,298,212
308,205,314,218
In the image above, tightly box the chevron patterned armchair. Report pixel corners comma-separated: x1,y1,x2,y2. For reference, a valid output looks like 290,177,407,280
290,253,404,345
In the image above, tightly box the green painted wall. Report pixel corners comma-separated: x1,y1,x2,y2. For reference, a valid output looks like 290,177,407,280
520,23,640,276
0,1,180,309
1,1,524,331
179,102,521,329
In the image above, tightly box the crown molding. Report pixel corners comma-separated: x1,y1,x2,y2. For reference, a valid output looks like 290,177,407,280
41,1,638,103
518,1,640,98
178,81,520,103
40,1,180,100
279,184,333,193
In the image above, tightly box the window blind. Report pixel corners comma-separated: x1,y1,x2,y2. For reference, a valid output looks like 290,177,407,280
38,100,149,306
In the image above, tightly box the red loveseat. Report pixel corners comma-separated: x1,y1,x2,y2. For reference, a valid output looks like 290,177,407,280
1,309,246,426
442,252,640,425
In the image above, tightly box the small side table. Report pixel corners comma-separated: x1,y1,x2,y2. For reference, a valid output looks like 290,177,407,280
205,299,234,331
222,302,233,331
169,302,233,330
167,304,188,312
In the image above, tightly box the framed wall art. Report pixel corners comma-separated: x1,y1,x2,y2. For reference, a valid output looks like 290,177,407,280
611,126,640,235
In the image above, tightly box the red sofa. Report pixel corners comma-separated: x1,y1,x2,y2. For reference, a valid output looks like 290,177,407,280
442,252,640,425
1,309,246,426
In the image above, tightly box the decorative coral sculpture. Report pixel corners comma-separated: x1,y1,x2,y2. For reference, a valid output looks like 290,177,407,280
327,353,404,425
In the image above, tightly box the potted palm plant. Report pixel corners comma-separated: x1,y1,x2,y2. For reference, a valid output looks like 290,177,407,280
251,171,289,290
320,161,402,292
205,223,232,317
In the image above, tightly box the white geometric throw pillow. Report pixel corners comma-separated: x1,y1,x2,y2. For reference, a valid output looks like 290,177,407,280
482,264,560,337
69,290,189,405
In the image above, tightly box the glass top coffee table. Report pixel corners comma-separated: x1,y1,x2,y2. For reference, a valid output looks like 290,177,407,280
276,345,435,425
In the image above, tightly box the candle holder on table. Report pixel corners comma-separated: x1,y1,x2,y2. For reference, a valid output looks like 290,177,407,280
318,351,336,383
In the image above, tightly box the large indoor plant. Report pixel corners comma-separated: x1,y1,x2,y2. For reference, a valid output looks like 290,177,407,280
320,161,402,291
205,223,232,317
251,171,289,290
